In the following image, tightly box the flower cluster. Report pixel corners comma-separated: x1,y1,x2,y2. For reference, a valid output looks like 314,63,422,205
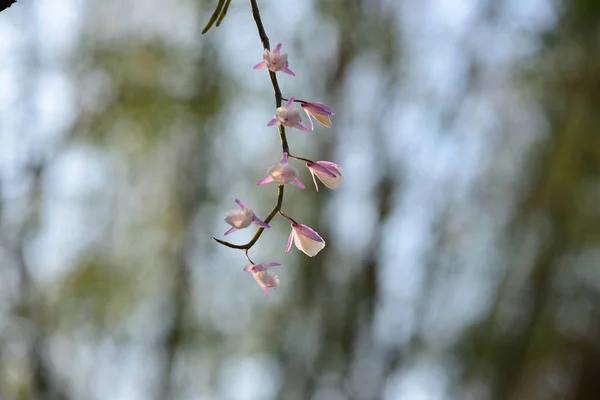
214,36,342,294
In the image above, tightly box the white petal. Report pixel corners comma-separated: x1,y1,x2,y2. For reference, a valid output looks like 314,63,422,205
253,271,278,294
293,231,326,257
316,172,342,190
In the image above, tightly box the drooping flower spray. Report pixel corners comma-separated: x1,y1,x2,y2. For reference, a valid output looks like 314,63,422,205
203,0,343,294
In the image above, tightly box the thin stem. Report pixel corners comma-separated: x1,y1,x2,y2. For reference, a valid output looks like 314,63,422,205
249,0,270,51
278,123,289,154
282,97,308,104
250,0,288,152
278,210,298,225
244,249,255,264
250,0,290,149
288,154,314,164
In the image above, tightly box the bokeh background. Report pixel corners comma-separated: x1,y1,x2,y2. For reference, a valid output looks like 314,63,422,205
1,0,600,399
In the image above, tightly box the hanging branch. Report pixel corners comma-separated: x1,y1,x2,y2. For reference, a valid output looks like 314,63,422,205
206,0,340,293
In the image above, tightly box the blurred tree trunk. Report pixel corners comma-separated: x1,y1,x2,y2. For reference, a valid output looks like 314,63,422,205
463,1,600,399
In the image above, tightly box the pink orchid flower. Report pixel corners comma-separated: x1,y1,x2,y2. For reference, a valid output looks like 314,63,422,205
257,152,305,189
244,262,281,294
267,97,309,132
306,161,343,191
224,199,270,235
300,102,334,130
285,222,326,257
253,43,295,76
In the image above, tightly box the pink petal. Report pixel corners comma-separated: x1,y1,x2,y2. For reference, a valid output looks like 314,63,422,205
302,102,334,115
257,175,275,185
293,223,323,242
307,162,338,191
235,199,248,209
285,229,294,253
307,163,337,178
285,97,295,110
282,65,295,76
272,43,282,54
252,215,270,229
290,178,305,189
300,102,334,128
280,152,289,165
224,227,237,235
245,264,280,294
252,264,266,272
267,117,278,127
302,109,315,131
319,103,334,114
316,161,342,175
262,262,281,268
310,162,343,190
295,122,309,132
253,61,267,69
310,171,320,191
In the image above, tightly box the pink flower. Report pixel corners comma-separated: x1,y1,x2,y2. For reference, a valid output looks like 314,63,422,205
300,102,334,130
267,97,309,132
244,262,281,294
306,161,343,191
224,199,270,235
253,43,295,76
257,152,305,189
285,222,325,257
